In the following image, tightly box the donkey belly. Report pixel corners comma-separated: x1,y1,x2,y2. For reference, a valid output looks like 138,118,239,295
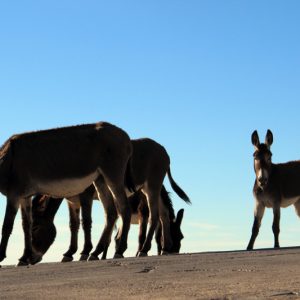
36,171,99,198
281,196,300,208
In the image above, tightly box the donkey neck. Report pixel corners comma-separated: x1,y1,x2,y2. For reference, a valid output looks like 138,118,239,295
0,158,12,195
254,161,300,204
253,163,279,199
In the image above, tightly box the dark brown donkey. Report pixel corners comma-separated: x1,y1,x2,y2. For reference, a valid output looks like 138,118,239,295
32,138,190,261
0,122,133,265
124,187,185,257
247,129,300,250
31,187,185,261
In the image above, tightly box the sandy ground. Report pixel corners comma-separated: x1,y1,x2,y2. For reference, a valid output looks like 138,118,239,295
1,248,300,299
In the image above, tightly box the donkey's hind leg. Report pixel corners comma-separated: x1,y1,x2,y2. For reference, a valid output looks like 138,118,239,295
107,182,131,258
89,176,118,260
155,223,163,255
79,186,94,261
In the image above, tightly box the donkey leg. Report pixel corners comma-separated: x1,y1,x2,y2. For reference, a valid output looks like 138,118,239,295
79,189,94,261
159,196,172,254
109,185,130,258
18,197,41,266
101,172,131,259
18,197,32,265
62,200,80,262
155,223,163,255
89,177,118,260
247,201,265,250
294,200,300,246
0,197,20,263
136,215,148,257
138,189,160,256
272,207,281,248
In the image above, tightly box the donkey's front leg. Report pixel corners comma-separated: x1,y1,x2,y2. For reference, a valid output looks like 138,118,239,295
0,197,20,263
159,197,172,254
18,197,41,266
272,206,281,248
247,201,265,250
138,190,160,256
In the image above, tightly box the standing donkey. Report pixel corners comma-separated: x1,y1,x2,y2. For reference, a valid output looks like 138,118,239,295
0,122,133,265
247,129,300,250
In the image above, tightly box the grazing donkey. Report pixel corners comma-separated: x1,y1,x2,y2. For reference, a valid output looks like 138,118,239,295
31,186,185,261
32,138,190,261
247,129,300,250
126,186,185,257
0,122,133,265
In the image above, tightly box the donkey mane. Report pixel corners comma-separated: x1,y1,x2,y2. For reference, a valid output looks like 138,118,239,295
276,161,300,168
0,138,12,159
0,122,113,162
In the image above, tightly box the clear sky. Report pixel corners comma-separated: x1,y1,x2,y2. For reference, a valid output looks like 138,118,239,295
0,1,300,265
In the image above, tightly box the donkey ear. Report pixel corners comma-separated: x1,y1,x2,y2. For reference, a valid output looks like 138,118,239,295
251,130,260,147
32,195,49,214
265,129,273,147
32,195,45,211
176,209,184,226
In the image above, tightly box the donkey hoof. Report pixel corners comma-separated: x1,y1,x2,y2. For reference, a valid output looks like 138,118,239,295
88,255,99,261
113,253,124,259
61,256,73,263
0,255,6,263
30,254,42,265
17,260,29,267
137,252,148,257
161,251,170,255
79,254,89,261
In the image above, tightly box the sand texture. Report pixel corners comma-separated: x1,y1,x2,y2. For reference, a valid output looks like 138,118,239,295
1,248,300,299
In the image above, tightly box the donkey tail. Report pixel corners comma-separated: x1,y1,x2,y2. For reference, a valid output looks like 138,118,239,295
167,167,191,204
125,156,136,193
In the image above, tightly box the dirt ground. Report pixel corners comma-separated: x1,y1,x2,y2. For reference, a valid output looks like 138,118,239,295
1,248,300,299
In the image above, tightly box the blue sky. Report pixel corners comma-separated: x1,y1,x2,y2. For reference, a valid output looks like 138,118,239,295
0,1,300,265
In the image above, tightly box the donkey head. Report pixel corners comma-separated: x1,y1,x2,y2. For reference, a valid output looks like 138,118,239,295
31,195,58,258
251,129,273,190
169,209,184,253
32,220,56,257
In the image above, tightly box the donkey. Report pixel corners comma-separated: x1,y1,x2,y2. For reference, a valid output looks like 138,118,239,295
0,122,133,265
247,129,300,250
31,186,185,262
126,186,185,257
32,138,190,261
